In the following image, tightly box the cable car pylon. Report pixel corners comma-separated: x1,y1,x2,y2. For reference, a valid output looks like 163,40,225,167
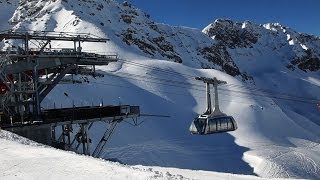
189,77,237,135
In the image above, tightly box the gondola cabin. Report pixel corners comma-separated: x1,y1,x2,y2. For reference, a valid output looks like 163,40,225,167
190,77,238,135
189,115,237,135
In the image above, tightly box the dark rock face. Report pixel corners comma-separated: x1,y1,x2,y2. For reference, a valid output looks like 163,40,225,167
198,44,253,81
118,6,183,64
199,44,239,75
290,49,320,72
9,1,46,25
121,28,156,55
198,19,260,81
296,34,320,45
121,14,133,24
120,27,182,63
201,19,320,76
290,34,320,72
203,19,259,49
119,16,320,80
5,0,319,81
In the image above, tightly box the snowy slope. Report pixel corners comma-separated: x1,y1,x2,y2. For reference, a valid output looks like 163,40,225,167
0,130,267,180
44,59,320,179
0,0,18,31
1,0,320,179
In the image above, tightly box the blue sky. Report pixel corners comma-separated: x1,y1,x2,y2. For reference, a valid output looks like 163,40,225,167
117,0,320,36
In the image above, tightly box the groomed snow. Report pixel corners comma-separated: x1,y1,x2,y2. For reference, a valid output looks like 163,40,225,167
0,130,267,180
43,59,320,179
0,0,319,179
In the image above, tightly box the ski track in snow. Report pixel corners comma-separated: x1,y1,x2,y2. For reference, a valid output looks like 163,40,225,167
0,130,268,180
44,60,320,179
0,0,319,179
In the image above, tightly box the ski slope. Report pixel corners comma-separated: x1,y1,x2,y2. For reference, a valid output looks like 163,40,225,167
0,130,267,180
0,0,319,179
43,59,320,179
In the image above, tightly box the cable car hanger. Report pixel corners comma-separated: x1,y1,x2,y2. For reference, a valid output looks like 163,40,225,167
189,77,237,135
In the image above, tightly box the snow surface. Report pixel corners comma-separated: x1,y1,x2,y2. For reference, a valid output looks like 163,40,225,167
44,59,320,179
0,130,267,180
1,0,320,179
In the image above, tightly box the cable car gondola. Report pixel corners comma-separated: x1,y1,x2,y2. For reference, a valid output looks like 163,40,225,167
189,77,237,135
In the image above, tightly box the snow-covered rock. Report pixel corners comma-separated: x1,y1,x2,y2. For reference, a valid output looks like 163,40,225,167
0,0,319,179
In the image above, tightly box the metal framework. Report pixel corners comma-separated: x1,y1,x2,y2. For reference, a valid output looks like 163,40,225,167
0,31,140,158
189,77,237,135
195,77,227,116
0,31,117,124
48,105,140,156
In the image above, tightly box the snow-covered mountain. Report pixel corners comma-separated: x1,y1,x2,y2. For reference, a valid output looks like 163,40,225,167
1,0,319,179
2,0,319,82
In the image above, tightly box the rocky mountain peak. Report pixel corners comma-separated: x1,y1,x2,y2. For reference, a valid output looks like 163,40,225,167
201,19,320,73
203,19,259,49
1,1,319,82
263,22,286,32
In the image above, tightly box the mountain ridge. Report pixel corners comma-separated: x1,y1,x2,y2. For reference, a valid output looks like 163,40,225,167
1,0,319,83
0,0,319,179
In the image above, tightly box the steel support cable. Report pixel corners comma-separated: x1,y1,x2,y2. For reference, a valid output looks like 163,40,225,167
104,71,319,103
104,72,252,102
109,71,199,86
112,70,317,101
119,58,308,97
115,59,319,102
223,83,319,101
94,73,318,104
107,71,291,103
92,74,261,104
104,71,317,103
90,81,256,105
118,59,194,77
101,73,207,92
